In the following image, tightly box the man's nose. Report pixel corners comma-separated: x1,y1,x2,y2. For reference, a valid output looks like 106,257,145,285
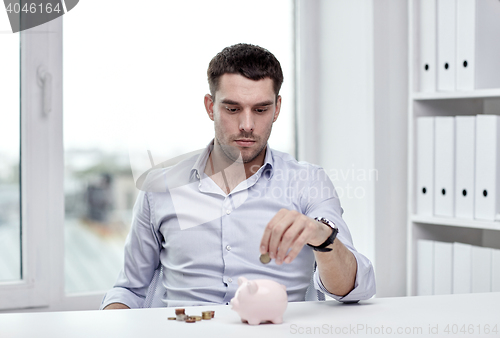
239,109,255,133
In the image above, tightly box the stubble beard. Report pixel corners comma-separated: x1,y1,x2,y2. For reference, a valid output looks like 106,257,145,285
216,136,263,164
216,129,272,164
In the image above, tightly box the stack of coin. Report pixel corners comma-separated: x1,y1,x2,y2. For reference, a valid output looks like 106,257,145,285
175,308,186,321
171,309,215,323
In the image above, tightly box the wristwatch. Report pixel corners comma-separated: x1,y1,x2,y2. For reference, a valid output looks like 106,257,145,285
307,217,338,252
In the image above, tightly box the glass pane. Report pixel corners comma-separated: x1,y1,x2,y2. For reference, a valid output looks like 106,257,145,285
0,15,21,282
64,0,294,293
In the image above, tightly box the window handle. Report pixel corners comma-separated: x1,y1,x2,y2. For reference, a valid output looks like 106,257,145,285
37,66,52,116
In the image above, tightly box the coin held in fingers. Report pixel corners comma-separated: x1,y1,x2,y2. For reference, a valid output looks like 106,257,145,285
260,252,271,264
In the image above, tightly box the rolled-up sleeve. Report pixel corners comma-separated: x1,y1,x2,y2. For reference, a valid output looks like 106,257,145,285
100,190,162,309
313,250,376,302
304,167,376,302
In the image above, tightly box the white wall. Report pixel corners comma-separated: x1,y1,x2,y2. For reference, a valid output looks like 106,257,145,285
296,0,408,297
317,0,376,274
373,0,408,298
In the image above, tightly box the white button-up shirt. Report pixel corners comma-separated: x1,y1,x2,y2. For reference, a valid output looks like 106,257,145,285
101,142,375,308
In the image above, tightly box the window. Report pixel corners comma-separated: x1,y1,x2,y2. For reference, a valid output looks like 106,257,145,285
0,0,294,311
63,0,294,295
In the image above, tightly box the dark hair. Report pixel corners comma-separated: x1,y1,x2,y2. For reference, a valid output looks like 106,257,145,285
207,43,284,100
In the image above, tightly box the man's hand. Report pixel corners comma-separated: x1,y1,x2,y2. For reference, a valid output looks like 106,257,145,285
260,208,357,296
259,209,333,265
103,303,130,310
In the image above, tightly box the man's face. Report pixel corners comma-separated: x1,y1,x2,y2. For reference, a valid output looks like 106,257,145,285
205,73,281,164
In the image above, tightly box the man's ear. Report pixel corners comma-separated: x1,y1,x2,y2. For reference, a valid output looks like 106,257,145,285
204,94,214,121
273,95,282,123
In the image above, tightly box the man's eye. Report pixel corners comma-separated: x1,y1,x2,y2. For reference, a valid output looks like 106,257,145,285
255,108,268,113
226,107,238,112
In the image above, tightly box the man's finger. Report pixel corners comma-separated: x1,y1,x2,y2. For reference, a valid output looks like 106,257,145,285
284,225,314,264
268,210,300,261
275,216,305,264
260,209,287,254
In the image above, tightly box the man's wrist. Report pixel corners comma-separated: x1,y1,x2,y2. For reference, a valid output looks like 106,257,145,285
308,221,333,247
307,217,338,252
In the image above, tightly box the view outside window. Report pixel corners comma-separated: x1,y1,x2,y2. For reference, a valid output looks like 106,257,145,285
0,14,21,282
64,0,294,293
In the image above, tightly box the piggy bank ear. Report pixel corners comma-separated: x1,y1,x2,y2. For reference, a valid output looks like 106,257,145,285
237,277,248,286
247,281,258,295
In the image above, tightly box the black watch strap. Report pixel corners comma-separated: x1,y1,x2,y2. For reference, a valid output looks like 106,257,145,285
307,217,338,252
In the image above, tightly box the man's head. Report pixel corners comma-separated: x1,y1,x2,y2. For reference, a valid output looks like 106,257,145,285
207,43,284,102
204,44,283,165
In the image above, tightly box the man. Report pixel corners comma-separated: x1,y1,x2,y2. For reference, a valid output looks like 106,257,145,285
102,43,375,310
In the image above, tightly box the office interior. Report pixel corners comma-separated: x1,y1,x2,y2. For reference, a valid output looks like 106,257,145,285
0,0,499,314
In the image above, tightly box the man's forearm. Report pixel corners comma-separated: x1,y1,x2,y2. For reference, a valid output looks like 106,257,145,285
315,239,357,297
103,303,130,310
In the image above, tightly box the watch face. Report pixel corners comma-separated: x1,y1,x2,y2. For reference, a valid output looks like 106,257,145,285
316,217,336,229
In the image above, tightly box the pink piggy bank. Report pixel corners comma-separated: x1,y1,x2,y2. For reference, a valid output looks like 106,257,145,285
230,277,288,325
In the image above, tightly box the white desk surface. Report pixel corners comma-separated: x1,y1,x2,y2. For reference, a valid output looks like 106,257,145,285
1,293,499,338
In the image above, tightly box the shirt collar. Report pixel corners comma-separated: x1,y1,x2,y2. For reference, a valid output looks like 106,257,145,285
190,140,214,181
189,139,275,181
261,144,274,180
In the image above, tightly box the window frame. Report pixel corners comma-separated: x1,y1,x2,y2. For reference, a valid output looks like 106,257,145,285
0,17,66,311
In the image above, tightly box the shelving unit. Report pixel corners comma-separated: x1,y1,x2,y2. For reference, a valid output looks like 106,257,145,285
406,0,500,296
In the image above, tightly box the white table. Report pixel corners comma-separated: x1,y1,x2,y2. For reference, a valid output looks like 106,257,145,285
1,293,499,338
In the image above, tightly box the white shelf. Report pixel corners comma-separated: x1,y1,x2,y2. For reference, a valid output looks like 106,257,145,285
412,88,500,100
411,215,500,231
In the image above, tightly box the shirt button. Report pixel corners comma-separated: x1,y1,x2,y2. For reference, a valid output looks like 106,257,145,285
228,277,233,283
196,173,200,179
226,245,231,251
226,210,231,215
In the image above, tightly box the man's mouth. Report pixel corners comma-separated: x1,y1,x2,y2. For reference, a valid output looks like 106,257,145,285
234,139,256,147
